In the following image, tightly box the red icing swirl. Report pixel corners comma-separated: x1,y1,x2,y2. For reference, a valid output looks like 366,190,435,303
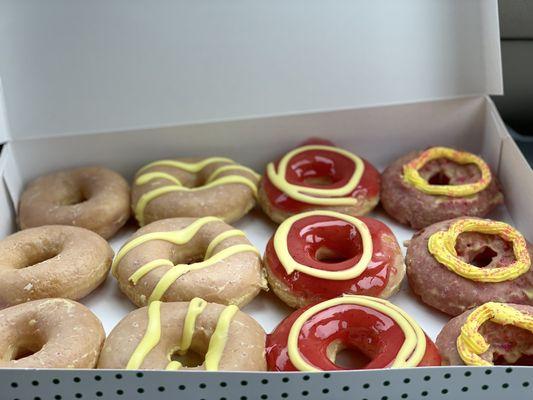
266,302,441,371
265,214,400,303
261,139,380,213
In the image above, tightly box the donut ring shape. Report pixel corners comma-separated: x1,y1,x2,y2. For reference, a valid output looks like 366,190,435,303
98,299,266,371
258,138,381,224
0,299,105,368
266,295,441,371
437,302,533,366
19,166,131,239
131,157,260,226
264,210,405,308
406,218,533,316
381,148,503,229
0,225,113,308
112,217,265,308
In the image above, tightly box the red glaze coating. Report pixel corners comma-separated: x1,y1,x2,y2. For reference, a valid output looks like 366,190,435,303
261,139,381,214
265,215,396,302
266,302,441,371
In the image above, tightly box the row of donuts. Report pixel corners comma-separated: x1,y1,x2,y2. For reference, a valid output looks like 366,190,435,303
0,138,531,371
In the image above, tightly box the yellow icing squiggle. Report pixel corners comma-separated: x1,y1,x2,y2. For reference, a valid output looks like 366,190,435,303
266,145,364,206
126,300,162,369
126,299,239,371
134,158,259,226
402,146,491,197
428,218,531,282
457,302,533,366
274,210,373,280
204,305,239,371
287,295,426,371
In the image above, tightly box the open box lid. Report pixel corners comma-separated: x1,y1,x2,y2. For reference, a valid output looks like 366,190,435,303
0,0,502,143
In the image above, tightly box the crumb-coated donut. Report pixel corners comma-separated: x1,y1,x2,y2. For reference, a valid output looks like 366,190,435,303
98,299,266,371
264,210,405,308
406,217,533,316
258,138,381,224
131,157,260,226
19,166,130,239
381,147,503,229
0,225,113,308
267,295,441,371
111,217,266,308
0,298,105,368
436,302,533,366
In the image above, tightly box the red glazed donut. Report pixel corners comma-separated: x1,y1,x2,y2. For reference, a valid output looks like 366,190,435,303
258,138,380,223
264,210,405,308
266,296,441,371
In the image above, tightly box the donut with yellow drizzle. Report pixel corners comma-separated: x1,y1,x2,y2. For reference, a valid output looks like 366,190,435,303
266,295,441,371
406,217,533,316
381,147,503,229
437,302,533,366
258,138,381,224
264,210,405,308
131,157,260,226
98,299,266,371
112,217,266,307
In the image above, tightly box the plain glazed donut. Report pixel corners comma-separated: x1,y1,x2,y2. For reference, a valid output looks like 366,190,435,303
436,302,533,366
112,217,266,308
381,147,503,229
258,138,380,224
406,217,533,316
19,166,130,239
98,299,266,371
266,295,441,371
0,225,113,308
264,210,405,308
131,157,260,226
0,298,105,368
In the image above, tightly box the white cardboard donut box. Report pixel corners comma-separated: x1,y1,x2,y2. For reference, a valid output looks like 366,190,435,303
0,1,532,400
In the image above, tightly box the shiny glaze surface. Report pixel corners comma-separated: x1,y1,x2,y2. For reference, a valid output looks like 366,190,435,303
266,302,441,371
265,215,395,301
262,139,380,213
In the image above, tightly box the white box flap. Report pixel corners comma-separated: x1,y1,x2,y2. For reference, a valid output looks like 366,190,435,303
0,0,502,140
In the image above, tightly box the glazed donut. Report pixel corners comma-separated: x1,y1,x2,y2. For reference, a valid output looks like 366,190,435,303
381,146,503,229
19,166,130,239
406,217,533,315
112,217,265,308
131,157,259,226
266,295,441,371
264,210,405,308
0,225,113,308
436,302,533,366
98,299,266,371
258,138,380,224
0,298,105,368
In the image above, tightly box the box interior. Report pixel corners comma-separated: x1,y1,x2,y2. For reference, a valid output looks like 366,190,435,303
0,96,531,343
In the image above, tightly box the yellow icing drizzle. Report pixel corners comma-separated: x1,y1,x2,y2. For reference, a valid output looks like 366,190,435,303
129,259,174,285
180,298,208,355
148,244,259,303
205,229,246,258
402,146,491,196
457,302,533,366
204,305,239,371
112,216,220,276
274,210,373,280
266,145,364,206
428,218,531,282
287,295,426,371
126,300,162,369
134,158,259,226
126,298,239,371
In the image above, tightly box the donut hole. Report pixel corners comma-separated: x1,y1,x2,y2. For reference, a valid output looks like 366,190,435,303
455,232,513,269
290,156,344,187
2,338,43,361
327,341,371,369
419,158,481,185
303,175,335,186
170,349,205,368
469,246,498,268
60,187,90,206
315,246,354,264
16,245,61,270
